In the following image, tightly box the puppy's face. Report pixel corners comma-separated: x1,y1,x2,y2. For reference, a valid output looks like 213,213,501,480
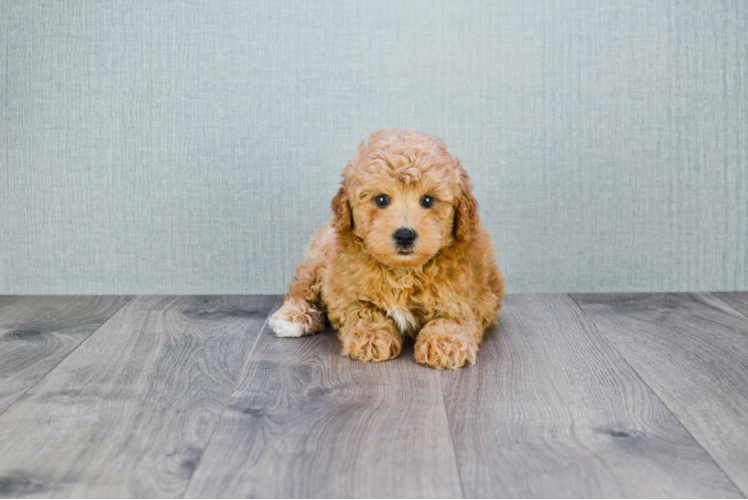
332,130,478,268
349,177,456,268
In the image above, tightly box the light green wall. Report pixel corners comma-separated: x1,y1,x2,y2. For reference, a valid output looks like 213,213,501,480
1,0,746,294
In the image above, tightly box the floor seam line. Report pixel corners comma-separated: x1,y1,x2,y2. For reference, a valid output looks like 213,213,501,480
180,294,283,499
438,373,467,499
697,291,748,322
0,295,135,420
567,293,747,498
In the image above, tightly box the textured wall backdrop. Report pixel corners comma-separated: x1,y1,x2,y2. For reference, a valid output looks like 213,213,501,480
1,0,747,294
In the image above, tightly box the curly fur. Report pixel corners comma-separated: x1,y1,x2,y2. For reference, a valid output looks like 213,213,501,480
270,129,504,369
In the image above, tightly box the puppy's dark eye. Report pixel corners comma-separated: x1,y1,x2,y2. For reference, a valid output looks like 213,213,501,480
374,194,390,208
420,195,435,208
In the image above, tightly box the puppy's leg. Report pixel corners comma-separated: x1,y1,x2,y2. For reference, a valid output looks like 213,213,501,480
414,318,483,370
336,304,402,362
269,296,325,338
270,225,333,338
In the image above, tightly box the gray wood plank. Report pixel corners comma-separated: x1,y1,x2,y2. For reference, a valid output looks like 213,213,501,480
0,296,131,415
0,295,276,498
572,292,748,497
185,299,463,499
441,294,741,498
712,292,748,319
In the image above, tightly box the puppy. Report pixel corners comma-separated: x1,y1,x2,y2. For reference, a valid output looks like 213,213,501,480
270,129,504,369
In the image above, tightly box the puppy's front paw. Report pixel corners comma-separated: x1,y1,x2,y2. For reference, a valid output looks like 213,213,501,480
270,298,324,337
415,330,477,370
341,328,402,362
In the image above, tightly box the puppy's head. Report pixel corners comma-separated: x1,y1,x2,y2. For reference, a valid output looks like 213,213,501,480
332,129,478,268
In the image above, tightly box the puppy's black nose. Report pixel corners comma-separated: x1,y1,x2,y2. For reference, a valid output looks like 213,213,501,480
393,228,417,247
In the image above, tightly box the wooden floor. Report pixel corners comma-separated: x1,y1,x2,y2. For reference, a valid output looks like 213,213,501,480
0,294,747,498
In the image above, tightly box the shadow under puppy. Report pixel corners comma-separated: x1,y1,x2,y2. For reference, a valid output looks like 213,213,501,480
270,129,504,369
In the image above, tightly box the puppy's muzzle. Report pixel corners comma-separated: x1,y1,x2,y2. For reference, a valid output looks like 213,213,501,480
393,228,417,249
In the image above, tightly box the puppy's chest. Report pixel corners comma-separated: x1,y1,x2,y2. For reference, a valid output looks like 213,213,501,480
380,290,433,337
387,306,419,337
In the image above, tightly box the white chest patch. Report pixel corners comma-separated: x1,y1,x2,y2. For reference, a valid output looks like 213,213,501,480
389,307,417,336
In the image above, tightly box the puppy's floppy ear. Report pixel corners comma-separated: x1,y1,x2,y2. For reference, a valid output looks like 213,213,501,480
453,166,479,242
331,185,353,232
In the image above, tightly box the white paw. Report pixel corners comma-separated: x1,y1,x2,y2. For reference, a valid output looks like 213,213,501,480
269,317,304,338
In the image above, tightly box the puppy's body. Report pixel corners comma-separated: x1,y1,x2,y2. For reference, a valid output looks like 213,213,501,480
270,130,504,369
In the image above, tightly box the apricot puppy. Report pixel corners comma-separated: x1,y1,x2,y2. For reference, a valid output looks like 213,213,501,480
270,129,504,369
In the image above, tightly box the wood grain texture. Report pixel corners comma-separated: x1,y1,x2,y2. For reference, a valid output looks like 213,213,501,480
0,296,130,415
441,294,741,498
184,300,463,499
0,295,275,498
712,292,748,318
572,292,748,496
